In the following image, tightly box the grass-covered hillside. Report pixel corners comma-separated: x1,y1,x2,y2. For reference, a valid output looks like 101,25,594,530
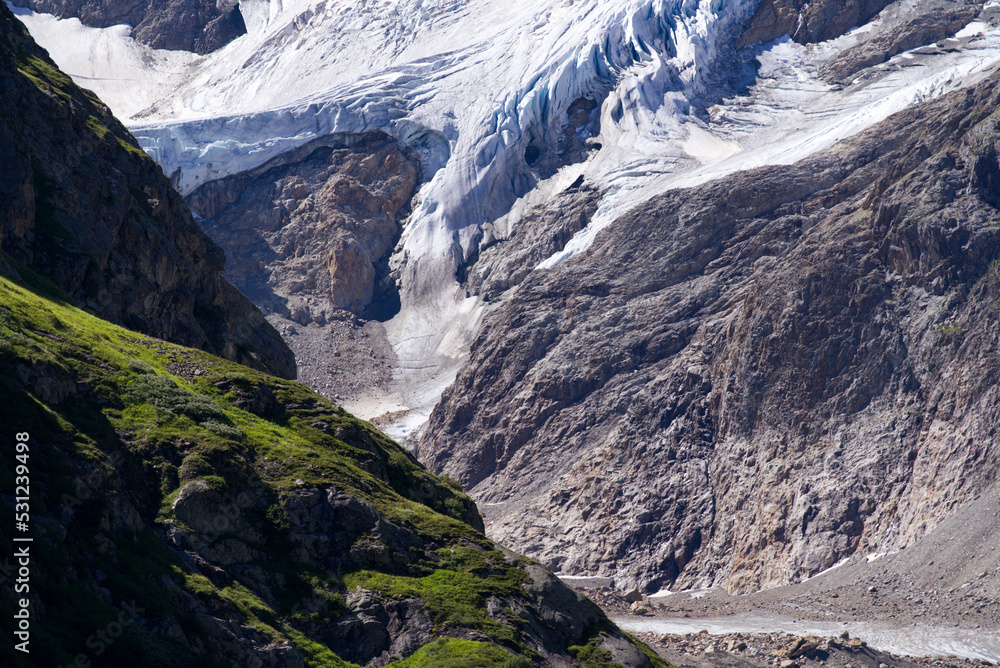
0,2,295,379
0,263,668,668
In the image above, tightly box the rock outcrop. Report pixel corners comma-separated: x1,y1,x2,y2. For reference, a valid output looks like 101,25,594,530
10,0,246,54
463,183,603,303
0,3,294,378
420,70,1000,594
737,0,896,48
820,4,983,84
186,132,420,322
183,132,419,410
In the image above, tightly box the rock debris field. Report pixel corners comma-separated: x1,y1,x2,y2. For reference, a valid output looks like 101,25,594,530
570,502,1000,667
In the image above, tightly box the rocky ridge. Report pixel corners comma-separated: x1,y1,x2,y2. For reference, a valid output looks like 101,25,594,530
0,3,294,378
9,0,246,54
819,3,984,84
420,45,1000,596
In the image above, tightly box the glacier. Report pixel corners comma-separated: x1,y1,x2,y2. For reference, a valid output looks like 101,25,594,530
13,0,1000,441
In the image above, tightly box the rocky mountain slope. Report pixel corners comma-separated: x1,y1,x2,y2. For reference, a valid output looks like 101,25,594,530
421,63,1000,594
0,3,293,379
14,0,1000,612
184,132,420,416
187,132,420,321
0,10,666,666
0,267,665,667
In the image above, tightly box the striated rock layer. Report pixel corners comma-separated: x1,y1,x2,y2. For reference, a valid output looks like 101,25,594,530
0,4,294,378
420,72,1000,594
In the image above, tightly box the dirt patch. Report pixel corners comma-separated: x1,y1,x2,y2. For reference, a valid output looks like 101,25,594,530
267,313,395,411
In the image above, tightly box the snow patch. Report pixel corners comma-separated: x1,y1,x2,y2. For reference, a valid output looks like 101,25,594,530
956,21,990,40
800,557,853,583
7,2,200,119
649,588,675,598
687,588,715,599
682,122,741,163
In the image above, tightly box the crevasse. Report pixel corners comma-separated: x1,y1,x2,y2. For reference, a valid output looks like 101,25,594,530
110,0,757,440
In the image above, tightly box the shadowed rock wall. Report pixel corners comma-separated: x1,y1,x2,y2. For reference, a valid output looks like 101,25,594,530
0,4,294,378
11,0,246,54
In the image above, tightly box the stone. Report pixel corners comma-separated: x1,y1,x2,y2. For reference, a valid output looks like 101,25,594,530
788,636,822,659
624,587,644,604
629,601,654,616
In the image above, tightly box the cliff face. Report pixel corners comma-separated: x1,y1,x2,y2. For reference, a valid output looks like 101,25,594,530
186,133,420,322
183,132,420,414
9,0,246,54
0,3,294,379
420,72,1000,594
737,0,896,47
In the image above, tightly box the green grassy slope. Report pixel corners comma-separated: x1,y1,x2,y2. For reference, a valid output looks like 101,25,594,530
0,264,668,668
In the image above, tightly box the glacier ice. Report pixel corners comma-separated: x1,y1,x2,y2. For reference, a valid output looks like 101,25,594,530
13,0,1000,441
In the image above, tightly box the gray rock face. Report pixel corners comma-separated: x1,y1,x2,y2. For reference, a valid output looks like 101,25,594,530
464,183,603,302
820,4,982,84
331,590,433,666
186,132,420,322
0,5,295,378
11,0,246,54
420,74,1000,594
737,0,896,48
185,132,419,411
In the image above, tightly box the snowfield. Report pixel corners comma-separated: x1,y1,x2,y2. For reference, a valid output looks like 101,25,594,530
13,0,1000,440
